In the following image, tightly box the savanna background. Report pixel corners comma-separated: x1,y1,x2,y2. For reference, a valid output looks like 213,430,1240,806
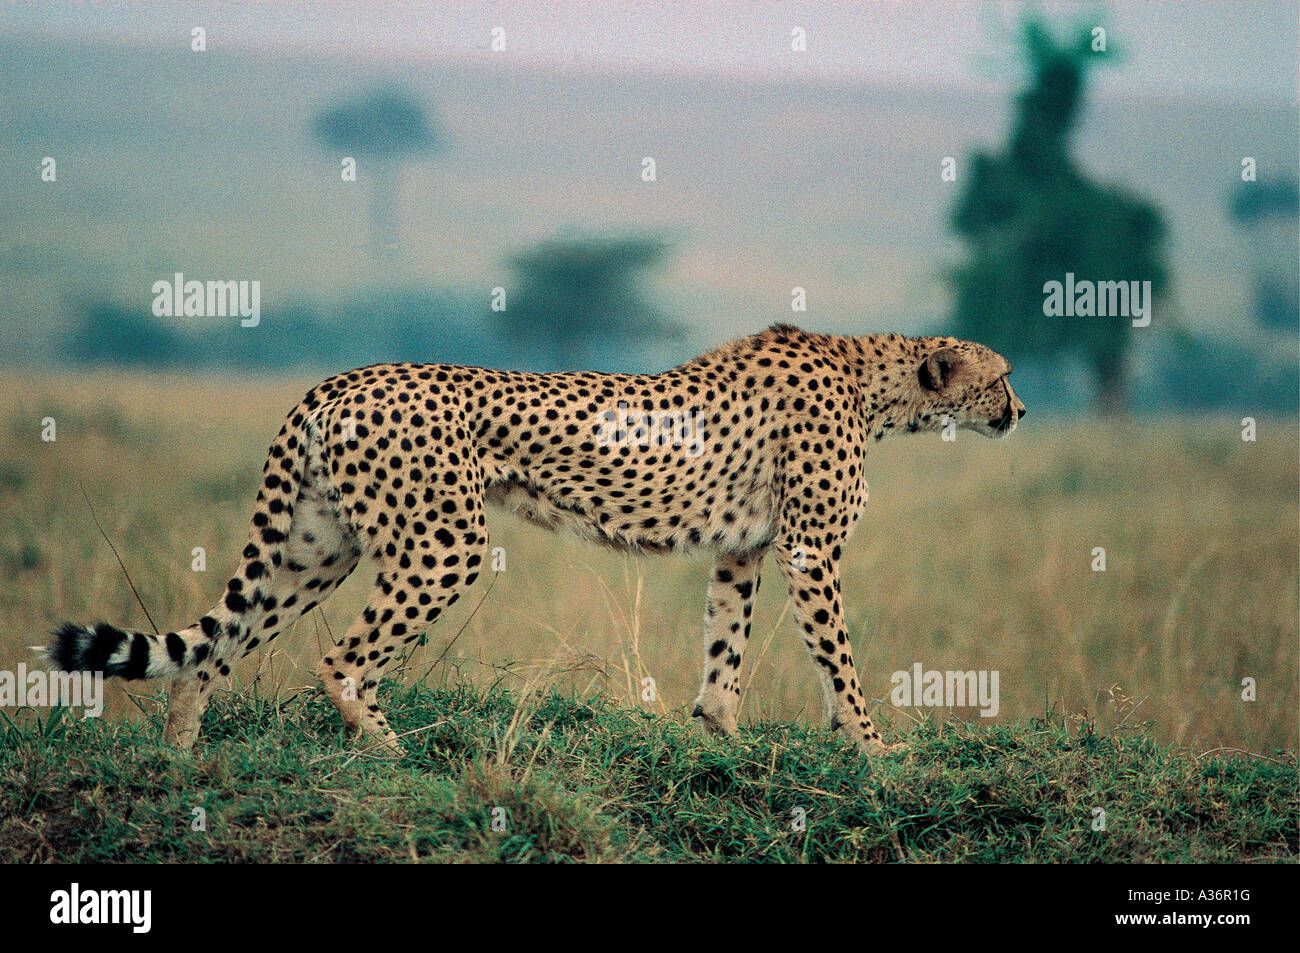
0,1,1295,863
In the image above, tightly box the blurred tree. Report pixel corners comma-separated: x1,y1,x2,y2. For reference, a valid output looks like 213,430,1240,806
312,86,441,260
1228,175,1299,333
495,236,683,370
64,299,195,366
949,20,1169,414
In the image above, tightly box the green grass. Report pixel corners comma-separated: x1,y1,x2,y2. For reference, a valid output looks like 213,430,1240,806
1,685,1294,863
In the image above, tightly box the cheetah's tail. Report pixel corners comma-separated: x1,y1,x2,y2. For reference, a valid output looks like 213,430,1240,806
42,402,314,682
42,619,213,681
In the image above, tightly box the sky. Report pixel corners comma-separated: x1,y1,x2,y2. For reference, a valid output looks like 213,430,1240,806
3,1,1296,104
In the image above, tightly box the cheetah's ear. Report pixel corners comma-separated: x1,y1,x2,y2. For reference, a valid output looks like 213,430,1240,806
918,347,960,392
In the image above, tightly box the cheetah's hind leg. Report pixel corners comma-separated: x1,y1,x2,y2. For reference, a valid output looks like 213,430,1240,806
316,528,487,757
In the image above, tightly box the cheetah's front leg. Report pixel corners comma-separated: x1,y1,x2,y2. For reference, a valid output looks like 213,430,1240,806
691,550,764,736
775,538,902,755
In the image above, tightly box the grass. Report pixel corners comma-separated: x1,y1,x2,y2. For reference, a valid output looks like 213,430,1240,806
1,683,1294,863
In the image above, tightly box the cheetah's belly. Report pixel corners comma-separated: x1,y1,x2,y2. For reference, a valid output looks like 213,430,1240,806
483,471,776,555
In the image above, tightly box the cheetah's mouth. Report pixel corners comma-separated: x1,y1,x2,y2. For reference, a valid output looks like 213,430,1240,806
980,379,1024,437
985,403,1024,436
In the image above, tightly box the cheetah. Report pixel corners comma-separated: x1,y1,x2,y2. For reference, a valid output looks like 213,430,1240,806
46,324,1024,756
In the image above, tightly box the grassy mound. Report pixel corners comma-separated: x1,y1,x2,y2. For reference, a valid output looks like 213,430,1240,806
1,685,1294,863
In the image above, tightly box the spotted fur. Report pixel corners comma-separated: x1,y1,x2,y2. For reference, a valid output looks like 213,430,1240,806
46,324,1024,755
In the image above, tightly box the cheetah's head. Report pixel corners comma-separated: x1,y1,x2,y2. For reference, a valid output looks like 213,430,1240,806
904,338,1025,438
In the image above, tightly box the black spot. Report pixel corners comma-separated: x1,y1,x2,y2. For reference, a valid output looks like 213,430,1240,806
123,633,151,680
165,632,186,666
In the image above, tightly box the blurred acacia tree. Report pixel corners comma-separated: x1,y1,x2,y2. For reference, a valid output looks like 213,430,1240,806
312,86,441,260
949,20,1169,414
495,236,683,371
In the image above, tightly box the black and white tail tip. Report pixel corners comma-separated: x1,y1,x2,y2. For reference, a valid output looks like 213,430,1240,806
45,622,155,680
